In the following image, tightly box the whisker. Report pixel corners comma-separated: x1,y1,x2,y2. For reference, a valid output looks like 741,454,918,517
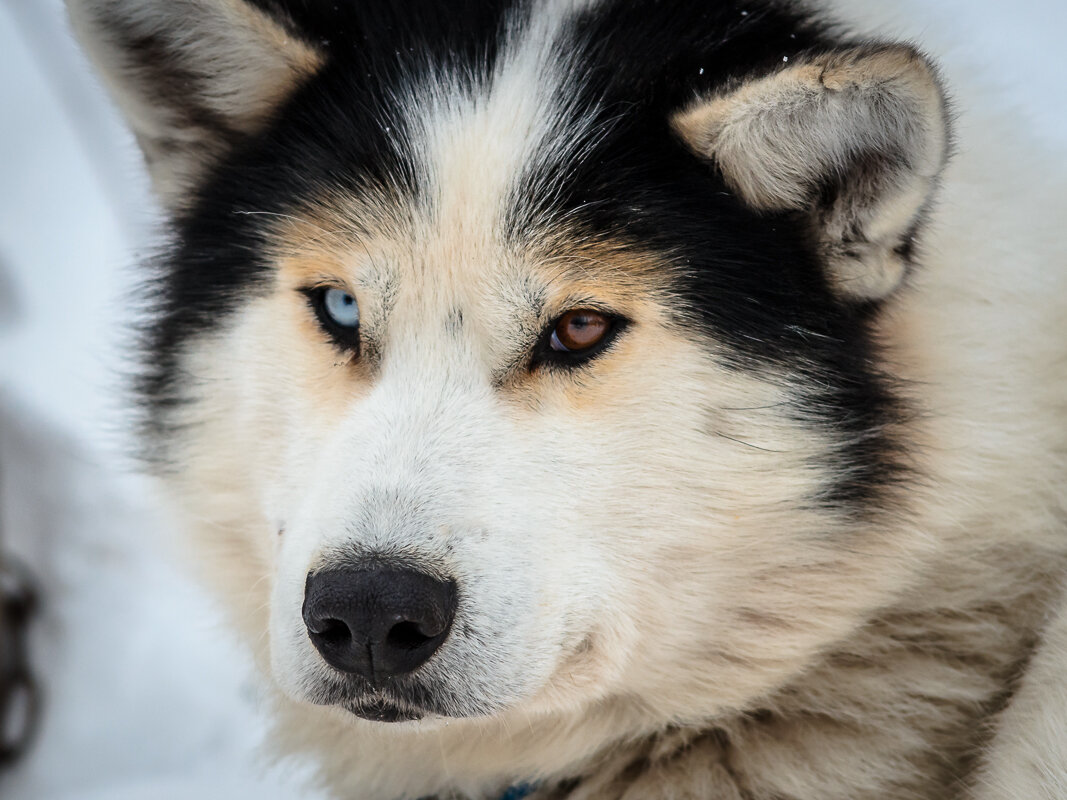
715,432,786,453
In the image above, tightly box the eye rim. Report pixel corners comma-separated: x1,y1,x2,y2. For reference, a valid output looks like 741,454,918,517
301,285,361,355
531,307,627,371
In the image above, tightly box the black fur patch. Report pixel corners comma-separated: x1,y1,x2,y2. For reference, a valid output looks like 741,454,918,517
141,0,910,511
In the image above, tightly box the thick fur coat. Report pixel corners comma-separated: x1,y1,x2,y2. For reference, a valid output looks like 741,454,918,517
68,1,1067,797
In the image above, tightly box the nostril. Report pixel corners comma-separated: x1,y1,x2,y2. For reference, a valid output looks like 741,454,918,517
387,620,435,651
314,618,352,647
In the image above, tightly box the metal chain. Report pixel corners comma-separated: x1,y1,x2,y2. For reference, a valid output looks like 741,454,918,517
0,462,41,768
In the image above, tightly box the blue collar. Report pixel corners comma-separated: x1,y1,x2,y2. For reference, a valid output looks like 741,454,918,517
498,784,536,800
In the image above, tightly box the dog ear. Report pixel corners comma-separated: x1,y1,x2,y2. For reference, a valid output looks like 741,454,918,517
673,45,950,302
66,0,324,210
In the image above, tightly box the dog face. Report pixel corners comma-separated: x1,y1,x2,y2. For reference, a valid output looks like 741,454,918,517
71,0,947,736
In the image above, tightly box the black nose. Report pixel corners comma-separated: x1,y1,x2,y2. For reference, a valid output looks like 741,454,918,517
302,567,457,682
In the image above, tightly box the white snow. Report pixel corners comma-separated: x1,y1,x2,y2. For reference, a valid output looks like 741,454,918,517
0,0,1062,797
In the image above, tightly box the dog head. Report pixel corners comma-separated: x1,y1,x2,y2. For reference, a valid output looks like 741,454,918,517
71,0,948,741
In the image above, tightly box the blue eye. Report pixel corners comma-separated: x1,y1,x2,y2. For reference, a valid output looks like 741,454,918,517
323,288,359,328
303,285,362,355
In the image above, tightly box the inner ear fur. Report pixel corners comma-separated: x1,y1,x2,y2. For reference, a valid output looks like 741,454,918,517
67,0,324,211
673,44,950,302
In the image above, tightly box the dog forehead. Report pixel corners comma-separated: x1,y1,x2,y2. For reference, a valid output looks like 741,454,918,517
276,1,625,277
271,12,671,324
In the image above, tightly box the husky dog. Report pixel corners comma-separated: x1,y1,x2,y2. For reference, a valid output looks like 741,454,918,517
67,1,1067,798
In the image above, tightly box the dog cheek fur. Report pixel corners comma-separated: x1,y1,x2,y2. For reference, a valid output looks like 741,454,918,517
526,340,922,722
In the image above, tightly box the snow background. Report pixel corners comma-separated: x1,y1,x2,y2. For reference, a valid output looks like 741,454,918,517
0,0,1063,797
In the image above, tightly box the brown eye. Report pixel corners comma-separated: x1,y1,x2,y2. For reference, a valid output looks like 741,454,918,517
550,309,610,352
